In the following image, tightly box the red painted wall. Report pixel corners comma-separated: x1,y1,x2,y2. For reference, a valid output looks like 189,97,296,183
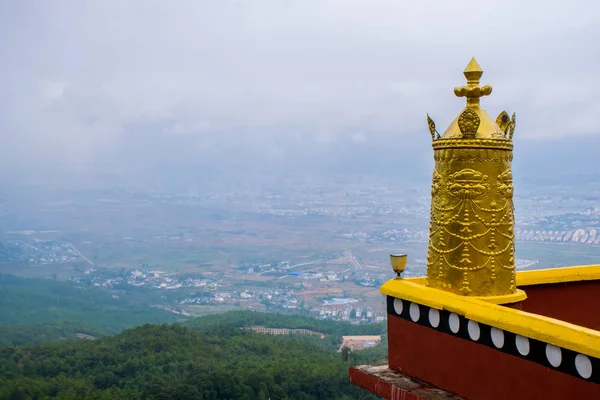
521,280,600,331
387,315,599,400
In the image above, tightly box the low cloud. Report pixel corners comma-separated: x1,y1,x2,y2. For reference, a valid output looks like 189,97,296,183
0,0,598,182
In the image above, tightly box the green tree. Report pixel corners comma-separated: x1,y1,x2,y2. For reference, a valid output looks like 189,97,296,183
341,346,350,362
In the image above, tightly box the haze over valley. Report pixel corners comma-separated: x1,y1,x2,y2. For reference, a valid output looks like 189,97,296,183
2,149,600,323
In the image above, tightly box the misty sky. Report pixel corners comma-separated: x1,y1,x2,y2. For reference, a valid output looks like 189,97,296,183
1,1,599,183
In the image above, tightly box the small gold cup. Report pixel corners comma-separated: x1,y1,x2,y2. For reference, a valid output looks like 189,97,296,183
390,253,407,279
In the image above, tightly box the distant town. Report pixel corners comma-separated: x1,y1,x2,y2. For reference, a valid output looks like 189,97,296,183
2,171,600,324
0,240,539,324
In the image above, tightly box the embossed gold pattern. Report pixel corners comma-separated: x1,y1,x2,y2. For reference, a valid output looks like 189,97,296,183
432,139,513,151
426,58,516,296
457,109,481,138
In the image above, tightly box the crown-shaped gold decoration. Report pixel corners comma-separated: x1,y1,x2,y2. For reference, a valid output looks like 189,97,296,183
426,58,516,147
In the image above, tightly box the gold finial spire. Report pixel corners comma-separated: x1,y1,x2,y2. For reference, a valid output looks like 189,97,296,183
453,57,492,108
432,58,504,140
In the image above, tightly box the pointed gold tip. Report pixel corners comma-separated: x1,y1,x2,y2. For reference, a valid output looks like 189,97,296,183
463,57,483,82
464,57,483,73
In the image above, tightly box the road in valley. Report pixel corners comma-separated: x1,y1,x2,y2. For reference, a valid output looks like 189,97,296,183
344,249,363,271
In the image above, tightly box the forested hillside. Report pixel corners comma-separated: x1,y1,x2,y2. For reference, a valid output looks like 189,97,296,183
0,274,181,346
0,280,387,399
0,323,381,400
184,310,388,354
183,310,386,335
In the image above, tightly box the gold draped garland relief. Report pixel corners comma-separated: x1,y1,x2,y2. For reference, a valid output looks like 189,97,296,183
427,162,516,295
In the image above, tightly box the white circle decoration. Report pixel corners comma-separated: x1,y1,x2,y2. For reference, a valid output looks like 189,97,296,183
546,344,562,368
490,328,505,348
428,308,440,328
448,313,460,333
575,354,592,379
393,298,404,315
467,320,480,341
409,303,420,322
515,335,530,356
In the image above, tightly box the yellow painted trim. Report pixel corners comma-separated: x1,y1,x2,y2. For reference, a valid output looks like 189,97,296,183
405,277,426,285
470,290,527,304
402,277,527,304
381,279,600,359
516,265,600,286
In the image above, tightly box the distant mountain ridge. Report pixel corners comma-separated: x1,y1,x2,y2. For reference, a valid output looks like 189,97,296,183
3,129,599,190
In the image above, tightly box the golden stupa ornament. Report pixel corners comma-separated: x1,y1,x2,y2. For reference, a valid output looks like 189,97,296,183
426,58,517,297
